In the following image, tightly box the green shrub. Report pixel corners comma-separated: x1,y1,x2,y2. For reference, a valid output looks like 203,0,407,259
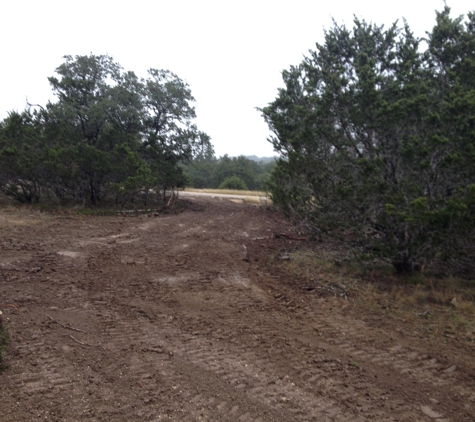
219,176,248,190
261,7,475,274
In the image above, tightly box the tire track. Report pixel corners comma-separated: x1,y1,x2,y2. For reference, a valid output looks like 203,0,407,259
2,200,473,421
153,280,462,421
97,309,287,421
125,292,412,421
309,315,467,391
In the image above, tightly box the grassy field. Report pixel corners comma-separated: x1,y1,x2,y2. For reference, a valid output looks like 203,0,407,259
182,188,271,205
183,188,268,197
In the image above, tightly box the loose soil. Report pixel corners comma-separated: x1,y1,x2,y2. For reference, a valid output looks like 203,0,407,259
0,198,474,421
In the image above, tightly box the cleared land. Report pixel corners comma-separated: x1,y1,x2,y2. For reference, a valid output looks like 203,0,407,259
0,197,474,421
183,188,267,197
181,189,268,205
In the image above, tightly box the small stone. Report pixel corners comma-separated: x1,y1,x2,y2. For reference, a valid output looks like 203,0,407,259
444,365,456,373
242,245,249,262
421,405,443,419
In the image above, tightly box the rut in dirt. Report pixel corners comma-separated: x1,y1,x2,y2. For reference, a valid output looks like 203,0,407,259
0,198,474,421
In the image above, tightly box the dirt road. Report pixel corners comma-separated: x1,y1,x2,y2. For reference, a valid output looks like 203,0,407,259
1,198,474,421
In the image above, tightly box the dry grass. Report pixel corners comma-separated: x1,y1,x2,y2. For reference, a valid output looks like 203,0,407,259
271,247,475,345
184,188,268,197
243,196,271,205
0,204,50,228
227,197,265,205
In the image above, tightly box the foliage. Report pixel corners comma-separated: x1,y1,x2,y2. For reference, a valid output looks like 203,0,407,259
219,175,248,190
182,153,276,190
0,111,45,203
261,6,475,273
0,54,212,206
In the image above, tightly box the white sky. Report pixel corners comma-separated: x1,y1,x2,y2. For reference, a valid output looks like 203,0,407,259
1,1,471,157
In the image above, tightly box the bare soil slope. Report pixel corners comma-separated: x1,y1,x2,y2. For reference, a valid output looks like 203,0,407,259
1,198,474,421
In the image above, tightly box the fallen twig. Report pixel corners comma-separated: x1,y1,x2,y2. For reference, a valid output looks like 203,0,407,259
60,333,99,347
69,335,86,345
0,303,19,310
274,232,307,241
46,314,86,333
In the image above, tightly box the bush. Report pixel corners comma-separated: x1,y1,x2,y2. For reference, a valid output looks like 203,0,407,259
261,7,475,273
219,176,248,190
0,55,212,206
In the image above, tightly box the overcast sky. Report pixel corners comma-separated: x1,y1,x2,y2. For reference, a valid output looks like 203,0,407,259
1,1,471,157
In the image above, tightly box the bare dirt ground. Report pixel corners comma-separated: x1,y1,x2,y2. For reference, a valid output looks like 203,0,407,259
1,197,474,421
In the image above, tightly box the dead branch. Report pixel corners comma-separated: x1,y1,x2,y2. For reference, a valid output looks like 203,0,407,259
60,333,98,347
167,194,173,207
46,314,86,333
69,335,86,345
313,279,349,300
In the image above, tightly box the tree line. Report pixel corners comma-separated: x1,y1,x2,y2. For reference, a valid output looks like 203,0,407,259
0,55,212,206
261,6,475,273
182,153,275,191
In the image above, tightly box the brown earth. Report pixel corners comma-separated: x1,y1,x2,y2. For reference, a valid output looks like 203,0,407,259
0,197,474,421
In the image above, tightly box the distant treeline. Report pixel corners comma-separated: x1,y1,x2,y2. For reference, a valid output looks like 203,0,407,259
182,154,276,191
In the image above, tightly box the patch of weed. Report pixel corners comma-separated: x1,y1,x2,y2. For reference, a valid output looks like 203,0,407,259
0,313,11,372
265,237,475,344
